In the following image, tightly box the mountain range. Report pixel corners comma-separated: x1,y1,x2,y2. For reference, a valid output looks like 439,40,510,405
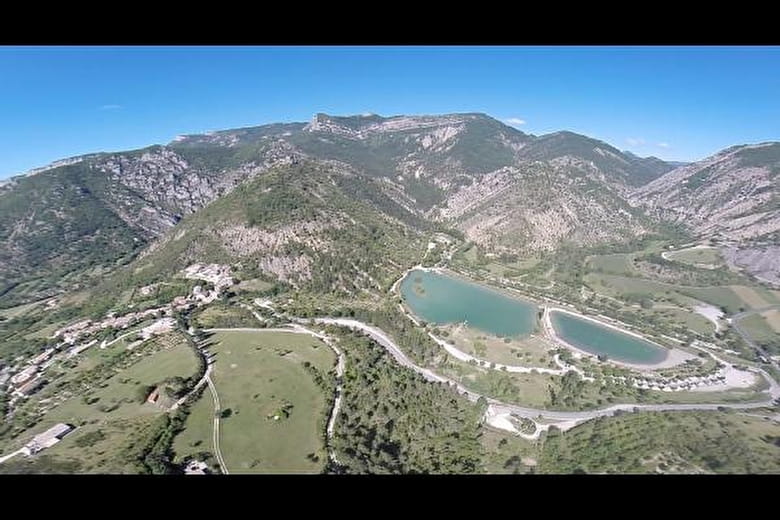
1,112,778,307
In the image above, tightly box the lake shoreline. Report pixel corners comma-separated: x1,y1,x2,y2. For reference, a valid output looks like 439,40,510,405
400,268,539,338
543,307,695,371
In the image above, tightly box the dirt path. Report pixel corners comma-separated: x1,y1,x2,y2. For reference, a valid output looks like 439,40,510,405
286,323,346,464
206,374,229,475
0,448,24,464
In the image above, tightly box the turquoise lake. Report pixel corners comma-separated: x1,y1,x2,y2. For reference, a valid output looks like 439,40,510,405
399,269,538,337
549,310,668,365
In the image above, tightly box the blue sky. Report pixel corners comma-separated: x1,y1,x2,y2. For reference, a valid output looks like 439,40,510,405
1,46,778,178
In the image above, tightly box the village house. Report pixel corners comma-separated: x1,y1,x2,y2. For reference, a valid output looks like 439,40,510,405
21,423,74,455
13,377,46,398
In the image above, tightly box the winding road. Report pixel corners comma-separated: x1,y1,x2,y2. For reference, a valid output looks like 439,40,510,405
304,316,780,436
215,287,780,445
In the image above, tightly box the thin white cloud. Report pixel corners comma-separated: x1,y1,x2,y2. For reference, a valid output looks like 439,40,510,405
505,117,526,126
657,142,670,148
99,104,122,110
626,137,646,146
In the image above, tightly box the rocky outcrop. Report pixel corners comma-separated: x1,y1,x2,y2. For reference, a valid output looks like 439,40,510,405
0,112,681,306
631,143,780,242
632,142,780,284
722,245,780,286
217,217,344,257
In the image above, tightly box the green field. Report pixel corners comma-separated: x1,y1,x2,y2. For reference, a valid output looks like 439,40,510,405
235,278,275,293
666,247,723,266
584,273,759,314
191,303,258,329
738,314,780,348
481,427,538,474
171,382,215,464
643,307,715,335
681,286,747,314
586,253,636,275
6,334,198,473
445,324,555,367
763,309,780,333
0,300,45,319
440,357,554,408
179,330,336,474
461,244,479,263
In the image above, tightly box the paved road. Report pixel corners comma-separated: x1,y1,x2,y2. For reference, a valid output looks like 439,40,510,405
238,301,780,431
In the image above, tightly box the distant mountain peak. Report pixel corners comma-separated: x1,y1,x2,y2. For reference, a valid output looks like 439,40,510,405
302,112,507,140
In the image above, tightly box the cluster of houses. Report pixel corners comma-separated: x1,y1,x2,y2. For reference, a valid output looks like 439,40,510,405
6,348,56,398
603,371,731,392
184,263,235,305
2,264,235,405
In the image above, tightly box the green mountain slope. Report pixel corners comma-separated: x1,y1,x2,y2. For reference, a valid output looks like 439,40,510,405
122,160,428,297
0,112,677,307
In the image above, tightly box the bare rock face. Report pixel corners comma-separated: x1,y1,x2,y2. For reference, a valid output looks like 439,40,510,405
92,139,304,241
722,245,780,286
257,255,313,285
303,112,470,140
632,142,780,283
631,143,780,242
433,161,648,254
217,218,344,257
96,148,241,237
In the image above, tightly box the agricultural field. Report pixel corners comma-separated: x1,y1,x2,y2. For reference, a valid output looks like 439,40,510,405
439,357,554,408
729,285,779,308
190,303,258,329
584,273,770,314
184,330,336,473
638,307,715,335
234,278,275,294
762,309,780,333
0,300,45,319
738,314,780,348
461,243,479,263
665,246,724,267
